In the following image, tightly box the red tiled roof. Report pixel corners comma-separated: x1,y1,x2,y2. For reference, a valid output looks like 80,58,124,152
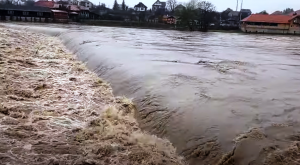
35,1,55,8
67,5,80,11
241,14,294,24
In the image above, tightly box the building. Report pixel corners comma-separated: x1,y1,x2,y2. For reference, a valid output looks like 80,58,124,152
79,6,89,19
51,9,69,22
174,4,185,13
240,14,300,34
79,0,93,9
68,0,79,5
134,2,147,12
240,9,251,20
152,0,166,12
227,11,240,26
148,15,158,23
0,4,52,22
166,16,175,24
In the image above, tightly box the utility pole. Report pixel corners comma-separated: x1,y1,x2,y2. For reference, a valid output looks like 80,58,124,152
240,0,244,21
236,0,239,11
240,0,243,11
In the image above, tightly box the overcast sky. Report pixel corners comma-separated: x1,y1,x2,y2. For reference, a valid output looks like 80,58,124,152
92,0,300,13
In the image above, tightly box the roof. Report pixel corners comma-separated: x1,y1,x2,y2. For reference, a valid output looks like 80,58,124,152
134,2,147,8
35,1,55,8
153,0,166,7
0,4,51,12
228,11,240,16
240,9,251,13
241,14,297,23
271,11,283,15
70,11,78,14
51,9,68,13
79,6,89,10
67,5,80,11
175,4,185,9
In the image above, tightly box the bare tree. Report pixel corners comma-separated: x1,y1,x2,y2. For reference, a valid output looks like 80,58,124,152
198,1,216,31
175,0,200,30
24,0,35,6
167,0,177,12
258,10,268,15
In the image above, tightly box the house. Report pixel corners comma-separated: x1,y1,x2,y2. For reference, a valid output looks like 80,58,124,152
240,14,300,34
174,4,185,13
66,5,80,21
148,15,158,23
79,6,89,19
79,0,93,9
0,4,52,22
134,2,147,12
152,0,166,12
68,0,79,5
52,9,69,22
166,16,175,24
227,11,240,26
240,9,251,20
162,15,168,23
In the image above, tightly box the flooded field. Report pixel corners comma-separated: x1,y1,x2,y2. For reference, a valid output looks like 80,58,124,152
3,23,300,164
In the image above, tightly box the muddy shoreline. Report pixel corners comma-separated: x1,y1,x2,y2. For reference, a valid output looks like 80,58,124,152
0,27,185,165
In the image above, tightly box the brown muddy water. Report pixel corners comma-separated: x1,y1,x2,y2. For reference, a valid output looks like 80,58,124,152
2,23,300,164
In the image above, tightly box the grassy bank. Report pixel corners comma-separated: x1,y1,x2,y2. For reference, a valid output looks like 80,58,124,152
0,27,185,164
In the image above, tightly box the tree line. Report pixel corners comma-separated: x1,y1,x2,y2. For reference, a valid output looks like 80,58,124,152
174,0,216,31
257,8,295,15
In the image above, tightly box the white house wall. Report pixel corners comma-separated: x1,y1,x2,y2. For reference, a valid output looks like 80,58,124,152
135,7,146,11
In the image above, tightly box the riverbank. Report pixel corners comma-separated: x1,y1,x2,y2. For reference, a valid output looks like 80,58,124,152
80,20,243,32
0,27,185,164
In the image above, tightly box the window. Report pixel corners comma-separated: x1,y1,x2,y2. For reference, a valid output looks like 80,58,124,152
269,23,278,26
23,11,29,15
8,11,14,15
37,12,43,16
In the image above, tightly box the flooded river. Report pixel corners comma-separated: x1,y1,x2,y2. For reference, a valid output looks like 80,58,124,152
3,23,300,164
